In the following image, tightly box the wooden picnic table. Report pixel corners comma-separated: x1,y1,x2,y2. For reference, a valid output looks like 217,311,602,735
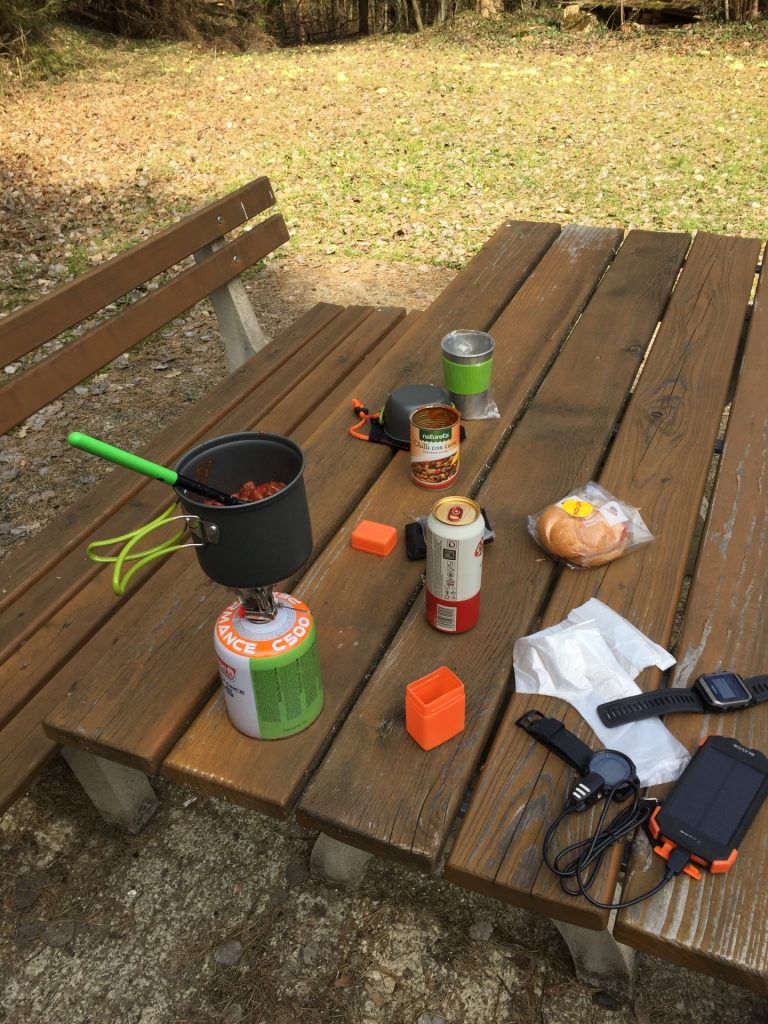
37,220,768,996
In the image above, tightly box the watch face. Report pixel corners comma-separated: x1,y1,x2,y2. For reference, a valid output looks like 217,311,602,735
696,672,752,707
589,749,635,786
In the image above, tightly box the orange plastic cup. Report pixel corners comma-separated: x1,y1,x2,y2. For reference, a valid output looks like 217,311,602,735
405,666,465,751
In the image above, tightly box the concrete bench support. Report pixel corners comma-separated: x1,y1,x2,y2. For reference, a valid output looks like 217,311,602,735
310,832,373,890
554,918,637,999
63,747,160,834
195,240,270,371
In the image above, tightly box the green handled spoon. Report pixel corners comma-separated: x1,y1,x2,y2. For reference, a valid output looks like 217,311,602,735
67,432,245,506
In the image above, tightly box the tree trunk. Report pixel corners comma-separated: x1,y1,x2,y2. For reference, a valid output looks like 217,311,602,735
478,0,503,16
409,0,424,29
359,0,370,32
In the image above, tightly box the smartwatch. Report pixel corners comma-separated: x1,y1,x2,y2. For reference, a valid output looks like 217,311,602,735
516,710,638,805
597,671,768,728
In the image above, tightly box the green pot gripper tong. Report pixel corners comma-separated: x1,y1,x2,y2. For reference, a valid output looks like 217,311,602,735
67,432,239,595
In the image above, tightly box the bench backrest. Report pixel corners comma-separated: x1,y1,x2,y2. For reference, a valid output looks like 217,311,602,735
0,176,289,435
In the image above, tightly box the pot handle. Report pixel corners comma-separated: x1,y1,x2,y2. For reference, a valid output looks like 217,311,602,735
86,504,204,595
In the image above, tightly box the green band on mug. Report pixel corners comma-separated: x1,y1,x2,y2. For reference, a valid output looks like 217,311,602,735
442,355,494,395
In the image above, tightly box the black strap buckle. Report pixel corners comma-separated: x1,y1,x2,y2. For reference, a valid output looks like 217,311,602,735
514,709,596,774
516,709,545,733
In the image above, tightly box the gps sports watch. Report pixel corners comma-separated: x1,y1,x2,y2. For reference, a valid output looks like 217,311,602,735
597,671,768,728
516,710,638,806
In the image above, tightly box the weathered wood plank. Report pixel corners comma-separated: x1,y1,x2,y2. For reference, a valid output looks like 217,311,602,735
444,231,760,931
0,176,278,365
614,256,768,994
295,230,689,862
579,0,702,18
0,681,71,814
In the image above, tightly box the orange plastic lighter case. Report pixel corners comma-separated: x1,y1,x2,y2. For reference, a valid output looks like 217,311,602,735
350,520,398,557
405,666,465,751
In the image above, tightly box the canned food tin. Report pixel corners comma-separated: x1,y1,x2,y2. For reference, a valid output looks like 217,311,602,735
409,404,461,490
425,496,484,633
214,593,324,739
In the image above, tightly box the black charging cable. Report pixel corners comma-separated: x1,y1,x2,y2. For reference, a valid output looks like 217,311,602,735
543,779,692,910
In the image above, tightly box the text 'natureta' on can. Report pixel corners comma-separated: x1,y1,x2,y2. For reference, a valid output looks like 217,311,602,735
425,496,484,633
409,404,461,490
213,592,324,739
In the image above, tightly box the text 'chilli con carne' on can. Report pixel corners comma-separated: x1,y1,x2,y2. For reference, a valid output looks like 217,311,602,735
409,404,461,490
425,496,484,633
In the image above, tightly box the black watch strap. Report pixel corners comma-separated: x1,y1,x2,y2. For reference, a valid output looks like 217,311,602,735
597,689,706,726
746,675,768,704
516,711,593,772
598,674,768,727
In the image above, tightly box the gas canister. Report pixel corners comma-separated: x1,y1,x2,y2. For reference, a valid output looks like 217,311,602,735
214,593,324,739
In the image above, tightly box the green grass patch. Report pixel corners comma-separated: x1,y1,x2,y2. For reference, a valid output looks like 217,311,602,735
2,13,767,309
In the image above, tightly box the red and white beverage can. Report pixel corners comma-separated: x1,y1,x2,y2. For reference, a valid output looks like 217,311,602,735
425,496,484,633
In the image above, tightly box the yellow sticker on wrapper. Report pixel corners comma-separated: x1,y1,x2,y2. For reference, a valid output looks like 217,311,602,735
559,498,594,519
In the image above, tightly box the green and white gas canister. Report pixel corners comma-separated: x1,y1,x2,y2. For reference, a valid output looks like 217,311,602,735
213,593,324,739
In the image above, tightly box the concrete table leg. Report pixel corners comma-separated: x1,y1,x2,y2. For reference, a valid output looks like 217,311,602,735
554,918,637,999
310,833,373,890
62,747,160,834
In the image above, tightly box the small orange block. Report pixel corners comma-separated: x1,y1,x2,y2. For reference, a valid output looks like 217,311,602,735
350,520,398,556
406,666,465,751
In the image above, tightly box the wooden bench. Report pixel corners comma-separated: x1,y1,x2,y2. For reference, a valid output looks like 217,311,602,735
0,175,408,828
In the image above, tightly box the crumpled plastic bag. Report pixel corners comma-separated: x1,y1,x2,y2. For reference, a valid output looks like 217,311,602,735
513,599,690,787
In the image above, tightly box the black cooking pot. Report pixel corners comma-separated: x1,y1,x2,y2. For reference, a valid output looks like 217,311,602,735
380,384,453,444
174,432,312,589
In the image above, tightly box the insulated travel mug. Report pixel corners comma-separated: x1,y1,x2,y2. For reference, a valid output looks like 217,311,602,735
441,330,495,419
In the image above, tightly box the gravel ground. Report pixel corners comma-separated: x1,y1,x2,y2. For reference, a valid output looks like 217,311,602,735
3,761,768,1024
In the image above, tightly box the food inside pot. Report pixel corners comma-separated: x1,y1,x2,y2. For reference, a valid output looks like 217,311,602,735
204,480,286,505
